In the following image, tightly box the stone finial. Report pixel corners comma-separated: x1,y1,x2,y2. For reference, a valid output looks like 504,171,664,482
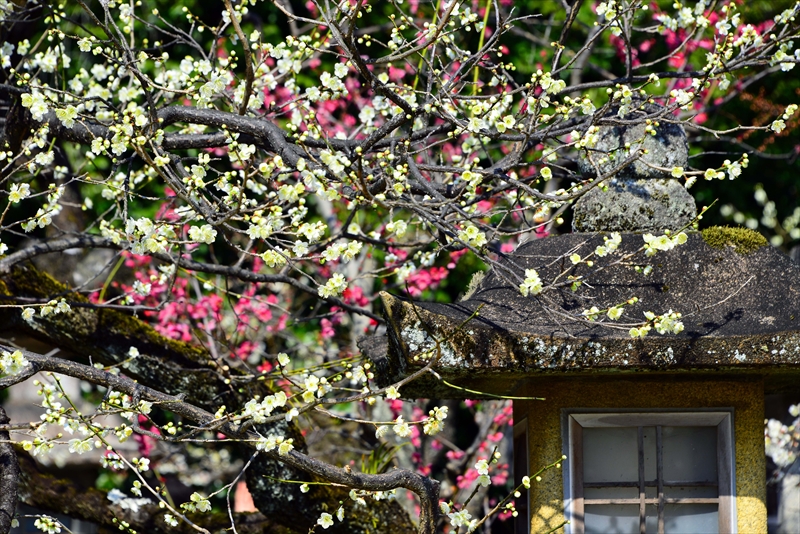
572,103,697,232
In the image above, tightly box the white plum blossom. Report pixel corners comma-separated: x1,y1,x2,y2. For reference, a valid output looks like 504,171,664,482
242,391,288,423
642,232,688,257
277,352,290,367
448,509,475,530
255,434,294,456
68,438,93,455
457,224,487,248
519,269,543,297
55,105,79,128
181,492,212,513
132,457,150,472
386,220,408,236
318,273,347,298
423,406,448,435
0,349,29,376
33,516,62,534
20,91,49,120
595,232,621,257
8,183,31,203
317,513,334,529
393,415,412,438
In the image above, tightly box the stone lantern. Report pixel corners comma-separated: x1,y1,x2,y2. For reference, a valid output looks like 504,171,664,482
364,105,800,534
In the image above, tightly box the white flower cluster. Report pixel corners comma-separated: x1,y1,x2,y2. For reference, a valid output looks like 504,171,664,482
247,212,281,240
67,438,94,455
771,104,798,134
188,224,217,244
583,302,625,322
392,415,412,438
595,232,621,257
670,88,695,109
766,417,797,468
384,385,401,400
533,70,567,96
464,93,516,135
612,84,635,114
242,391,288,423
422,406,449,436
34,516,62,534
318,273,348,298
318,149,352,177
457,224,487,248
131,457,151,472
571,126,600,149
21,184,64,232
125,217,175,255
770,41,800,72
8,182,31,203
650,310,684,335
642,232,688,257
102,452,126,470
181,492,212,513
197,71,232,106
475,458,492,487
346,364,371,386
0,41,12,68
321,241,363,264
0,349,29,376
441,502,478,532
721,154,748,181
629,310,684,338
261,248,288,268
21,90,49,121
255,434,294,456
656,0,708,32
21,298,71,322
519,268,543,297
302,373,331,402
385,219,408,237
55,105,79,128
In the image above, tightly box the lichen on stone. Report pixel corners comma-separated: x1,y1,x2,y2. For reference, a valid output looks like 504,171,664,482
400,321,461,366
701,225,767,255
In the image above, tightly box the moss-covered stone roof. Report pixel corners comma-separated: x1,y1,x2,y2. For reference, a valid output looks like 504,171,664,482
365,231,800,398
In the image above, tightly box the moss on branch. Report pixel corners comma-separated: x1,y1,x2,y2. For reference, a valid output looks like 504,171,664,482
0,264,256,408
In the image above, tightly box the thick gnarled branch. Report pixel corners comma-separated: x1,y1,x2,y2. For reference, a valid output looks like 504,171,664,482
4,346,437,534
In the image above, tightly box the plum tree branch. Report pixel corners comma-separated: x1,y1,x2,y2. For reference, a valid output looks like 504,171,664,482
3,345,440,534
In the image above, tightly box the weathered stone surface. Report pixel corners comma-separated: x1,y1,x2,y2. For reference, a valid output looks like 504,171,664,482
577,103,688,179
573,102,695,232
572,177,697,232
374,231,800,398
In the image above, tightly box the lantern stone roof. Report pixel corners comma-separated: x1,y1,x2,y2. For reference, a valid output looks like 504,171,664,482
365,229,800,398
362,103,800,398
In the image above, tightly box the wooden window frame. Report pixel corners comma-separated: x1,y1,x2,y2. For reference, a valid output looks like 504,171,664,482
563,411,735,534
